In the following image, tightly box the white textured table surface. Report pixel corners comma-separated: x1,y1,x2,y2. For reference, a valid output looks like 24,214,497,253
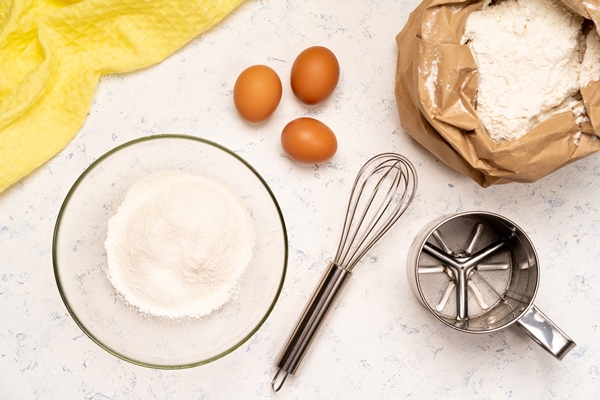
1,1,599,398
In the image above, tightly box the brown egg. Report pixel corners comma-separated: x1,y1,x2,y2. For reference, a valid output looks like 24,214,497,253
234,65,282,122
291,46,340,105
281,117,337,164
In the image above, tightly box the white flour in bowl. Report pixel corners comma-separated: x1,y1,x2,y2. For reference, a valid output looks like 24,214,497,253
462,0,600,142
104,171,256,319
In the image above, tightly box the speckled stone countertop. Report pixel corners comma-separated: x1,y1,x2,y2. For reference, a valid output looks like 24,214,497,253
1,1,599,398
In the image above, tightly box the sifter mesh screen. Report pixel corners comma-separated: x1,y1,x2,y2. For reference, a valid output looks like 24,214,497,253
417,215,514,326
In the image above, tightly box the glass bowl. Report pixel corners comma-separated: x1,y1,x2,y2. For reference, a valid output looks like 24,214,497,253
53,134,288,368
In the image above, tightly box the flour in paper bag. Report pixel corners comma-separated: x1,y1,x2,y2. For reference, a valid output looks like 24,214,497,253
462,0,600,142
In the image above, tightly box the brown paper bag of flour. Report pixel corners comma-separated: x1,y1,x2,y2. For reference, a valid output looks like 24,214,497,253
395,0,600,186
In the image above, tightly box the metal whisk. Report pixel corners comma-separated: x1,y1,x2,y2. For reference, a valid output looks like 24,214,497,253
271,153,417,391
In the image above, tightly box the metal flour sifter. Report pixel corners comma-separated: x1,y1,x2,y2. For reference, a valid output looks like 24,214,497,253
407,211,576,359
271,153,417,391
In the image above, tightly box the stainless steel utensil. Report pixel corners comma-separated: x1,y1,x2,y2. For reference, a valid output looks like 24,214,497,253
271,153,417,391
407,211,575,359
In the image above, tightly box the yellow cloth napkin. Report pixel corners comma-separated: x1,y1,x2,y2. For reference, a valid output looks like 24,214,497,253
0,0,243,193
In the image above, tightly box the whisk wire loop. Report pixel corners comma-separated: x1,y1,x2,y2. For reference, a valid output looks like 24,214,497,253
335,153,417,271
336,164,394,269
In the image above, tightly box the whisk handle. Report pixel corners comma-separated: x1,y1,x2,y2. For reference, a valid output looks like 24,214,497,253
272,262,351,391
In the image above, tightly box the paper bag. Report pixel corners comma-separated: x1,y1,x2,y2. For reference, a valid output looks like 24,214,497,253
394,0,600,187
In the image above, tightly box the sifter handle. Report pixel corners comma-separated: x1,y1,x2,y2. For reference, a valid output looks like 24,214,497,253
272,262,352,392
515,305,576,360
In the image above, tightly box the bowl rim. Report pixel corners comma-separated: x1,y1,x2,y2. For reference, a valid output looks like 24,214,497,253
52,134,288,369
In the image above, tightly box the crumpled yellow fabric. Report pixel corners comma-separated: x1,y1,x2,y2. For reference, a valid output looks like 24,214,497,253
0,0,243,193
